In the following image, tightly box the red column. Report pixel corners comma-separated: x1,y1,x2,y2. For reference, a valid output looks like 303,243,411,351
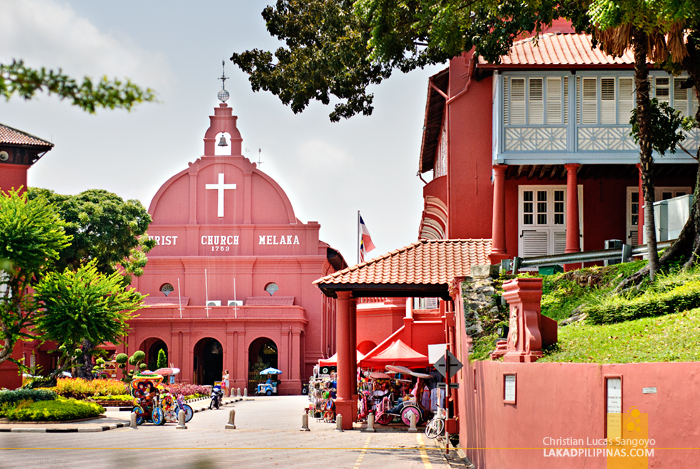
349,298,358,421
335,291,354,430
565,163,581,253
637,163,644,245
490,165,508,263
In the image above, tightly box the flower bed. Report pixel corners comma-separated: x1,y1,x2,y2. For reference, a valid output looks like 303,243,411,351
165,383,210,399
52,378,128,399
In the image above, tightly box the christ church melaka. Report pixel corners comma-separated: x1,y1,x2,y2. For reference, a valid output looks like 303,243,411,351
119,88,346,395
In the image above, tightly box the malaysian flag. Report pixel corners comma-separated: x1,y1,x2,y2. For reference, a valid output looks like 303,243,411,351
359,214,376,262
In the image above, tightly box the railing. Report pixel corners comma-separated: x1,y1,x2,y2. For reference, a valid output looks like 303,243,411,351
508,240,674,272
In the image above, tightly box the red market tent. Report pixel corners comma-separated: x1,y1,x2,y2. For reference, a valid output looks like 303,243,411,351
319,350,365,367
359,339,429,369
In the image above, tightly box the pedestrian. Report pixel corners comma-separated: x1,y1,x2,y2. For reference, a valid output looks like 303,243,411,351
222,369,230,397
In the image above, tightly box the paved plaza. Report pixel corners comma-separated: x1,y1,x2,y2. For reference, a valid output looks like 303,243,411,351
0,396,469,469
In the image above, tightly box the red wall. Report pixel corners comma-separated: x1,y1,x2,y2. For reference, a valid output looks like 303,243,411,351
446,54,494,239
0,164,29,194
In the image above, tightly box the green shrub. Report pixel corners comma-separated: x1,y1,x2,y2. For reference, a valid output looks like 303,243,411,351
0,389,57,406
2,397,104,421
585,280,700,324
52,378,128,399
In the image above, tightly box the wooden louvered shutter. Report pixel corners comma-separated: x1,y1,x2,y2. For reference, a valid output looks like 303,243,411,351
553,232,567,255
618,78,634,124
521,231,549,257
529,78,544,124
600,78,616,124
581,78,598,124
510,78,526,125
546,77,561,124
674,78,689,117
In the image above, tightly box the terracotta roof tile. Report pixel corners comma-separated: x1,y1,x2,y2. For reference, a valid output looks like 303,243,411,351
314,239,491,287
478,33,637,67
0,123,53,147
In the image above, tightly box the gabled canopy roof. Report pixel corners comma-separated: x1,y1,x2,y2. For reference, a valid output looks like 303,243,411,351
359,338,429,368
318,350,365,367
314,239,491,300
0,123,54,148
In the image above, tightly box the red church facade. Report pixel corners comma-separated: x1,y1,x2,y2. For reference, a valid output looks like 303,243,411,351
118,96,345,394
417,23,700,262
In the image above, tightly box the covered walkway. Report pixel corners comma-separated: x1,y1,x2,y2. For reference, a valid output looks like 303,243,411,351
314,238,491,429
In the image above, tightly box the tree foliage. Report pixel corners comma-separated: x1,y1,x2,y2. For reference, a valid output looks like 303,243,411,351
33,260,144,376
0,189,71,365
27,188,156,282
0,60,156,113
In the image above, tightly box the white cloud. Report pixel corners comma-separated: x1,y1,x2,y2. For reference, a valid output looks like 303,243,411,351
0,0,172,90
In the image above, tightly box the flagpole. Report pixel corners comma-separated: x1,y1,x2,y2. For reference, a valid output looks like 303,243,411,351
177,278,182,319
357,210,360,264
205,268,210,318
233,277,237,319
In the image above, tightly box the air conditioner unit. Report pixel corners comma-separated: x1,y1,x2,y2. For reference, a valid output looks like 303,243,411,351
206,300,221,307
228,300,243,306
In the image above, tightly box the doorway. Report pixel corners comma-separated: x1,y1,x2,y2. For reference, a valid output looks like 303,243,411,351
193,338,223,385
247,337,278,393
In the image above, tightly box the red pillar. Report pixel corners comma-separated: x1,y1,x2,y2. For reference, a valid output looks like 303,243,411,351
349,298,358,420
637,163,644,245
335,291,354,430
490,165,508,264
564,163,581,253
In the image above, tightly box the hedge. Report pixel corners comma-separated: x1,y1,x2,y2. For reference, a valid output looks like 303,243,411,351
1,398,104,421
0,389,57,406
585,280,700,325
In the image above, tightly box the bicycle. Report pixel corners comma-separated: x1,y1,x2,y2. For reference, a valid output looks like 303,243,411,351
425,407,446,439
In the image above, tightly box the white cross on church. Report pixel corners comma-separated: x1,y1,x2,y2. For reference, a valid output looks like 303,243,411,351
206,173,236,217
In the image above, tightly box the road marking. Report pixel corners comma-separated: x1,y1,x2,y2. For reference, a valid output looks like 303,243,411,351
352,436,371,469
416,434,433,469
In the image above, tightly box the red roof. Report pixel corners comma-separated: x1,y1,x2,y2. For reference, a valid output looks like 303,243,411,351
318,350,365,367
0,123,53,147
359,339,429,368
478,33,636,68
314,239,491,296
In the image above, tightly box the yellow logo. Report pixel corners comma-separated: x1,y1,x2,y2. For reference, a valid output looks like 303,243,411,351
607,407,651,469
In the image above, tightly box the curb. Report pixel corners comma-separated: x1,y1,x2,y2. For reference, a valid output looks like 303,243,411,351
0,423,127,433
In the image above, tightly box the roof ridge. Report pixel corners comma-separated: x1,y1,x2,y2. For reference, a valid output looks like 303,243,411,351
0,123,54,147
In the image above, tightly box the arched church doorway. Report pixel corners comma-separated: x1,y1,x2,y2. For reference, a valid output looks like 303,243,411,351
193,338,223,385
247,337,278,394
140,338,168,372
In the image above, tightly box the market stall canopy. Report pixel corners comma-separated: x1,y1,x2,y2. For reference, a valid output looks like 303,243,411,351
318,350,365,367
260,367,282,375
359,339,429,368
386,365,431,379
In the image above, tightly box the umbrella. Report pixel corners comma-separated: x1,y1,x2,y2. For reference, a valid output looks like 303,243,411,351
154,367,181,376
260,367,282,375
386,365,431,379
369,372,391,380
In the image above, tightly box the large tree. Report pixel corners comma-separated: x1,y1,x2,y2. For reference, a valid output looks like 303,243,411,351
235,0,700,283
27,188,156,283
33,260,144,379
0,60,155,113
0,189,71,366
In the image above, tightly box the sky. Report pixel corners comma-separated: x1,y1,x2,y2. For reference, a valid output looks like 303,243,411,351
0,0,445,265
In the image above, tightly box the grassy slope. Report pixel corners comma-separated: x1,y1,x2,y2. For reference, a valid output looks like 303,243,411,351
467,261,700,363
538,261,700,363
540,308,700,363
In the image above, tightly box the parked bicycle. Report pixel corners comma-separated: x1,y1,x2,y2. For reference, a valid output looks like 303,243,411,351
425,407,447,439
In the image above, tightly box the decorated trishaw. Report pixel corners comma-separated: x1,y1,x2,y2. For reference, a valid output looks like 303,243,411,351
131,368,193,425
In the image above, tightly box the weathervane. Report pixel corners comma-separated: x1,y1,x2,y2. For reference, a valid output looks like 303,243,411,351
217,60,230,103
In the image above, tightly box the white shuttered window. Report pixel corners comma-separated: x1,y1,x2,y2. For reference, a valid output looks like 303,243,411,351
510,78,526,125
600,78,616,124
546,77,562,124
529,78,544,124
581,77,598,124
618,78,635,124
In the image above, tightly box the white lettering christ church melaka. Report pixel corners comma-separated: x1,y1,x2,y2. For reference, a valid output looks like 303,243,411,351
259,235,300,245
